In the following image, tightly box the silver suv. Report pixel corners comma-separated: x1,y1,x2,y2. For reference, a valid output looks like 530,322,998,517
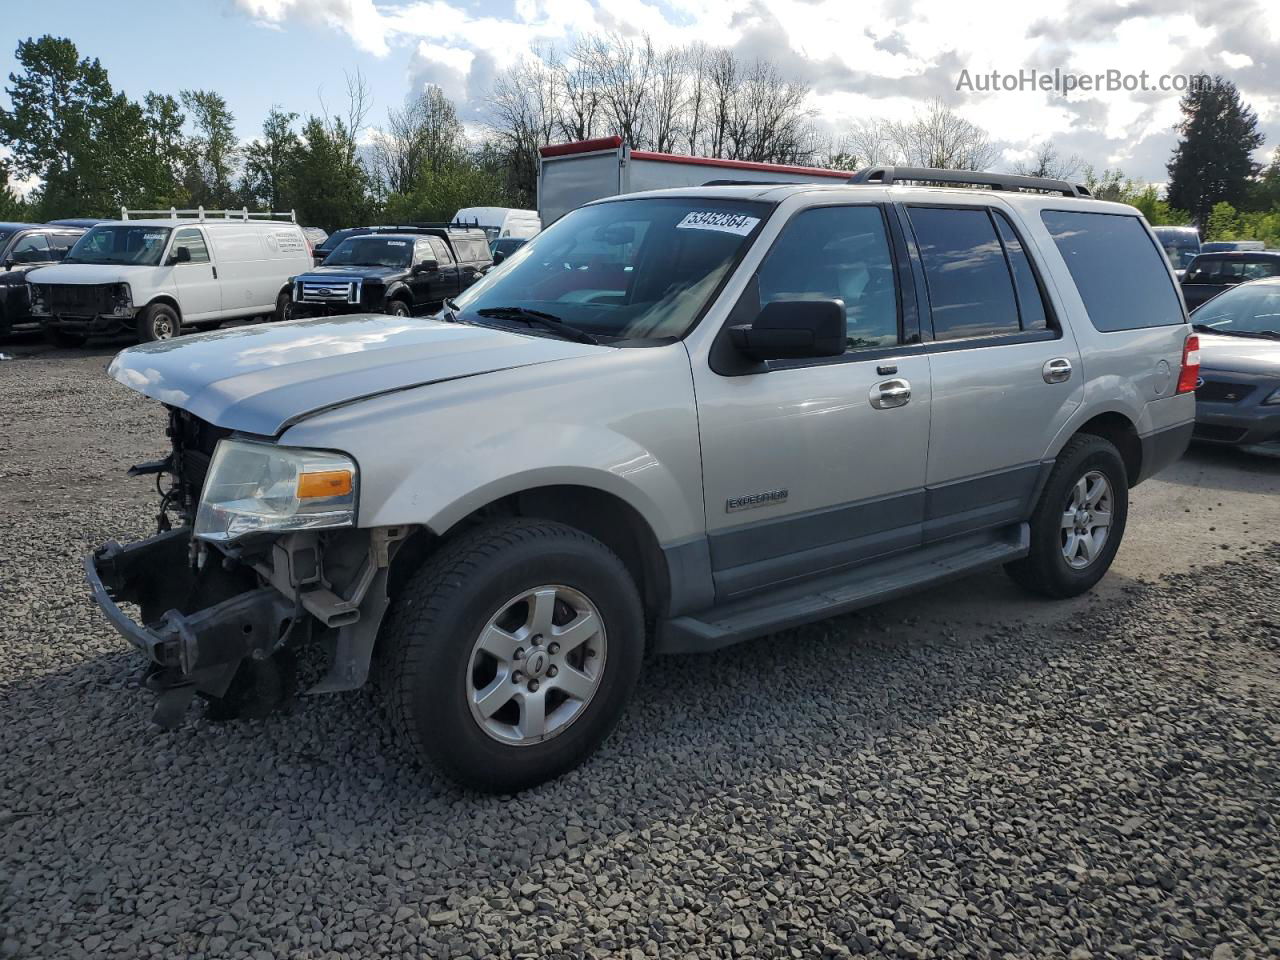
87,169,1197,791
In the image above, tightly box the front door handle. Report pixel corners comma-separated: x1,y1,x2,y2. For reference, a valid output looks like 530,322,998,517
870,378,911,409
1042,358,1072,383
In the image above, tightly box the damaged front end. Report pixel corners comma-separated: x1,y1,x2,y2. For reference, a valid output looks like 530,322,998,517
86,407,408,728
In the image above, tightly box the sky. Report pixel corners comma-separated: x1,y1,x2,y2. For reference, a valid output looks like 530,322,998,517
4,0,1279,189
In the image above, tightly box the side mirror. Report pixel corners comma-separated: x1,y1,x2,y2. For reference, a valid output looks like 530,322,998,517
492,250,506,264
413,258,437,274
167,246,191,266
729,299,846,361
3,259,12,271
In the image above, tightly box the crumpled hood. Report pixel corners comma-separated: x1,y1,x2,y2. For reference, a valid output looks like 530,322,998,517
108,314,602,436
1198,333,1280,378
28,263,159,286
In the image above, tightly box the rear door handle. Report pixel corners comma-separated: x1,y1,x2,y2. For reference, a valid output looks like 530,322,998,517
1042,358,1072,383
870,378,911,409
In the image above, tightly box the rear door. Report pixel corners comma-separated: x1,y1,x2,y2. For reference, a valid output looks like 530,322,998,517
902,202,1082,543
692,202,932,601
169,226,221,320
426,237,460,303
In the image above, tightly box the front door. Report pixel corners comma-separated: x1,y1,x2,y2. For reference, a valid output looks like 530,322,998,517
426,237,460,306
900,203,1082,542
169,227,221,320
692,203,932,601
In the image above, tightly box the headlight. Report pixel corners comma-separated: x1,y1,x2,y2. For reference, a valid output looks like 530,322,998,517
194,439,358,543
110,282,132,315
1264,387,1280,406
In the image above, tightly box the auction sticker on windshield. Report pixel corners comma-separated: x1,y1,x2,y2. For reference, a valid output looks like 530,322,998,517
676,211,761,236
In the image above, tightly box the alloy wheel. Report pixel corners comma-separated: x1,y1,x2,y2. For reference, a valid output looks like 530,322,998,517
466,584,607,745
1061,470,1113,569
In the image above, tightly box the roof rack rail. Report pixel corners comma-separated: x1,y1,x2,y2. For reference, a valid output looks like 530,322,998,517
120,206,298,222
701,179,806,187
847,166,1092,199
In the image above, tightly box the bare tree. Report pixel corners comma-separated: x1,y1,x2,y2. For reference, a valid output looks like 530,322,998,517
649,46,686,153
372,85,464,195
583,33,654,148
886,99,997,170
486,56,558,203
555,39,599,142
1012,140,1083,180
840,117,896,168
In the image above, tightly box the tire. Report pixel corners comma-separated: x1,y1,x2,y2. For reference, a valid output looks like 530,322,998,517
136,303,181,342
274,290,295,324
386,298,411,317
43,328,87,348
380,519,644,792
1005,434,1129,599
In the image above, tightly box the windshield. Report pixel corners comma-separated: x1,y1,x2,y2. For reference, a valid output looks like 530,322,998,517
1192,282,1280,336
323,236,413,268
65,225,172,266
453,197,768,342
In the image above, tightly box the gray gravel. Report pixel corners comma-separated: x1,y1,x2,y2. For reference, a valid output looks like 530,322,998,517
2,342,1279,959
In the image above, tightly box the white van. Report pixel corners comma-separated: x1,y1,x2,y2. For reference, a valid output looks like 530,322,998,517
27,209,311,344
452,207,541,241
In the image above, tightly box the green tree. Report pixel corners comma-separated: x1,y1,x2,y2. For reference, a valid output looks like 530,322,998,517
1203,201,1240,242
1167,77,1265,226
0,35,118,216
0,157,29,220
242,107,300,211
383,153,509,223
141,92,189,205
180,88,240,207
291,115,371,230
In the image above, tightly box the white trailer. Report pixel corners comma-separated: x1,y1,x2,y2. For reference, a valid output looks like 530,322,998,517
537,136,851,227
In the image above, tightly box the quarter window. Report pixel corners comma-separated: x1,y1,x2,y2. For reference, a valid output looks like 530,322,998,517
1041,210,1184,331
907,206,1021,341
172,228,210,263
756,205,900,350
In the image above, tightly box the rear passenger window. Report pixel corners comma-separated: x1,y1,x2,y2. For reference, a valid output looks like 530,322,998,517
907,206,1020,340
992,211,1050,331
757,205,900,350
1041,210,1184,331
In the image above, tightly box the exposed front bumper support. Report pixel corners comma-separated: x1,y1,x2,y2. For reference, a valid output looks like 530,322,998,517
86,530,296,724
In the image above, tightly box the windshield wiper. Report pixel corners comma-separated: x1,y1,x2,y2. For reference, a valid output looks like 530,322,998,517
475,306,600,345
1193,322,1280,339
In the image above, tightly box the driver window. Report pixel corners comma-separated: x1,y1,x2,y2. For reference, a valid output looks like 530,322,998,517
414,239,435,264
11,233,51,263
756,205,899,350
172,228,210,263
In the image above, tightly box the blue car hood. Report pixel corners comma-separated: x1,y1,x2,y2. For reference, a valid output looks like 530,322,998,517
108,314,601,436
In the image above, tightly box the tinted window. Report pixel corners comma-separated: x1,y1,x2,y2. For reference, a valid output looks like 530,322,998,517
1041,210,1184,331
50,233,80,257
10,233,51,263
1184,257,1223,283
757,205,899,350
172,228,210,263
908,207,1020,340
992,211,1049,331
325,236,413,268
1243,261,1280,280
428,237,453,265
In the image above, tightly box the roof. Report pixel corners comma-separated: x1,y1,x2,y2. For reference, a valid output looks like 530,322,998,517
0,222,44,232
586,182,1133,214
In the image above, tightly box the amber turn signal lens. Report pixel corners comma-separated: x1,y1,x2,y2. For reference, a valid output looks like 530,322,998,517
297,469,353,499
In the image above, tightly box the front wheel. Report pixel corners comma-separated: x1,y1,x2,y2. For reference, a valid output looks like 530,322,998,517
386,298,411,317
380,519,644,792
136,303,181,342
1005,434,1129,598
275,290,294,323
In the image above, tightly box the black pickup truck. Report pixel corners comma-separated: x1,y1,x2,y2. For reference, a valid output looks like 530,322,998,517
291,227,491,318
0,223,86,337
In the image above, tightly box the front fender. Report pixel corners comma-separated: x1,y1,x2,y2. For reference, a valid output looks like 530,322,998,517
278,344,706,546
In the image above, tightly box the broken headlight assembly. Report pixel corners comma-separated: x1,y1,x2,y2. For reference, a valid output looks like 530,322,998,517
194,439,358,543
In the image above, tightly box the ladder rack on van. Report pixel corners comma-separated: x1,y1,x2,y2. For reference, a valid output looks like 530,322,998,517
120,206,298,222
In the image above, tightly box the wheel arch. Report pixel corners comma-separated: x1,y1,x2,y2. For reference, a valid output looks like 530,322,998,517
143,294,183,320
1067,411,1143,486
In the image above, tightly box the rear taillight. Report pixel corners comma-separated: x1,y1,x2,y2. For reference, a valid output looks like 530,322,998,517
1176,333,1201,394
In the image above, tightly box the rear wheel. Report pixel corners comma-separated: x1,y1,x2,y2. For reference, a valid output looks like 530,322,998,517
43,328,87,348
1005,434,1129,598
380,519,644,792
136,303,181,342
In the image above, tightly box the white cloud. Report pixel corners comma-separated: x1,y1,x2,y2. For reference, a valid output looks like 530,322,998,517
231,0,1280,183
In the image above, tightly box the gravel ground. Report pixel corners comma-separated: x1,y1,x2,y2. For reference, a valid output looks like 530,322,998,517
2,340,1279,960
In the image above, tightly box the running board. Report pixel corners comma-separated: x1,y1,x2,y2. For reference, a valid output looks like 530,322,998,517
654,525,1029,654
